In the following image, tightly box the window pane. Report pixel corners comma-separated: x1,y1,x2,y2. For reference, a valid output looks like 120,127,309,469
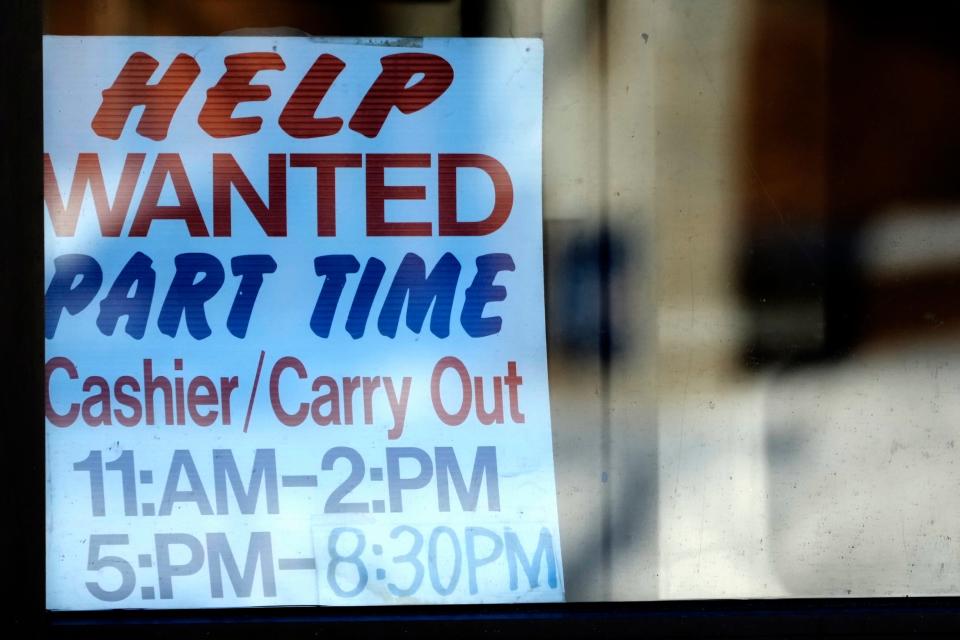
43,0,960,605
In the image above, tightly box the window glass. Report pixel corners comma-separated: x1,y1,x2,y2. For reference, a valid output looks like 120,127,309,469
43,0,960,606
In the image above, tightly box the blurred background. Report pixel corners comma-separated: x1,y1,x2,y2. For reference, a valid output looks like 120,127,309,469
45,0,960,601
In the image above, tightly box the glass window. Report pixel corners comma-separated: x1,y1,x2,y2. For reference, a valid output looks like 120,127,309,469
37,0,960,614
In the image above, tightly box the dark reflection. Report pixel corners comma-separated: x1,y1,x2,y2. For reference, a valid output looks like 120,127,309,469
545,221,630,360
742,0,960,365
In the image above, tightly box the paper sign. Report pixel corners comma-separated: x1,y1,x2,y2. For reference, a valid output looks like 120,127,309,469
43,36,562,609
